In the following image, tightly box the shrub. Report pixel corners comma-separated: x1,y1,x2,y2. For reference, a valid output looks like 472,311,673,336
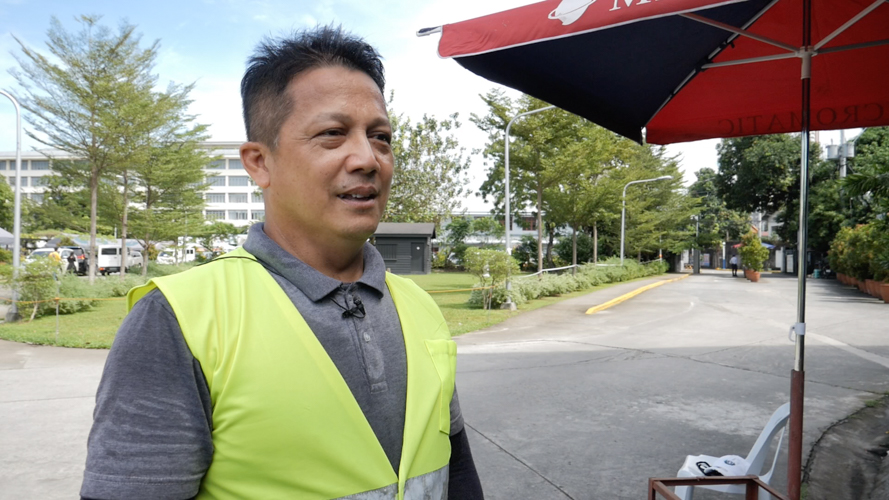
0,248,12,264
739,230,770,272
467,256,670,309
464,248,519,309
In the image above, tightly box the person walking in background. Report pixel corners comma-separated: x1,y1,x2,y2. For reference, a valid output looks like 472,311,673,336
66,251,77,274
730,254,739,277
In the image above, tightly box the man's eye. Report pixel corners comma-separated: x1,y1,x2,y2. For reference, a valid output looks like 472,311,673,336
373,133,392,144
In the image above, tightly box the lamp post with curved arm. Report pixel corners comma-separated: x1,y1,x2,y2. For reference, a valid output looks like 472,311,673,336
501,105,556,309
620,175,672,266
1,90,23,322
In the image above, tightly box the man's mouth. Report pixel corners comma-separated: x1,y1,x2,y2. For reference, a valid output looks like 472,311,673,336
338,193,377,201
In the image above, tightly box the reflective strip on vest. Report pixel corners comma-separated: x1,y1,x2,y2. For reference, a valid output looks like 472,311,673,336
337,465,448,500
127,247,454,500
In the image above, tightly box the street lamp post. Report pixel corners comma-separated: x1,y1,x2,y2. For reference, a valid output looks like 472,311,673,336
502,105,555,309
1,91,23,322
620,176,672,266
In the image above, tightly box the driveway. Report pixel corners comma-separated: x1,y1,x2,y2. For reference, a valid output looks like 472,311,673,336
456,271,889,499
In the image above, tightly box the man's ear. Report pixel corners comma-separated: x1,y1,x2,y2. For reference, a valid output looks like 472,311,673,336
241,141,271,189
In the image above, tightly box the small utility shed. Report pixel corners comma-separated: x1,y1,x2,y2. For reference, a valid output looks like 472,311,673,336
373,223,435,275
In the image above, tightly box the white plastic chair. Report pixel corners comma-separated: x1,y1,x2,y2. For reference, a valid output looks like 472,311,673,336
674,402,790,500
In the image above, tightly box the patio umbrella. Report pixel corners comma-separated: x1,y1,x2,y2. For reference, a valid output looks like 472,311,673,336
419,1,889,498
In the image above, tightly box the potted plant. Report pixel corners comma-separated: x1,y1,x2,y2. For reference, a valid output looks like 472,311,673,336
739,230,770,283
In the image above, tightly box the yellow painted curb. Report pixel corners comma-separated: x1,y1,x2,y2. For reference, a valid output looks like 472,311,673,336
585,274,691,315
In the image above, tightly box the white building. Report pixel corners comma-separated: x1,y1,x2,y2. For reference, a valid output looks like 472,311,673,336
0,142,262,228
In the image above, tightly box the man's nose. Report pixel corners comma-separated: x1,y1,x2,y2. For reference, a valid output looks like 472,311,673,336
345,134,381,174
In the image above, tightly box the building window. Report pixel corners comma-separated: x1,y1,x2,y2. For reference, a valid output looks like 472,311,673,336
228,159,243,170
207,160,225,170
252,191,263,203
206,210,225,220
377,244,397,260
228,210,248,220
251,210,265,221
31,160,50,170
229,193,248,203
31,176,46,187
206,193,225,203
228,176,249,187
761,216,770,233
0,161,6,170
11,177,28,187
30,193,44,203
207,176,225,187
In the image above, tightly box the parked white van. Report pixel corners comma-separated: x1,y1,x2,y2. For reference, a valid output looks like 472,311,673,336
97,245,143,275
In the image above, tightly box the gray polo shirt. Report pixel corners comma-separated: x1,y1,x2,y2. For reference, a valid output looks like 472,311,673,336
81,223,463,500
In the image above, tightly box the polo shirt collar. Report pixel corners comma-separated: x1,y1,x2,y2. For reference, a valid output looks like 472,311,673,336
242,223,387,302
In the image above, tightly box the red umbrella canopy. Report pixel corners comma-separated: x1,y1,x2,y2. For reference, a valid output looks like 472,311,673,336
433,0,889,144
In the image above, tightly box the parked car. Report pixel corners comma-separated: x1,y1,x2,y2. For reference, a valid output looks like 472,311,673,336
26,247,89,275
96,245,142,275
156,251,176,265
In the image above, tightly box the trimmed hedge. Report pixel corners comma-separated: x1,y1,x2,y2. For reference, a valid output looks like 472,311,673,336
468,257,669,309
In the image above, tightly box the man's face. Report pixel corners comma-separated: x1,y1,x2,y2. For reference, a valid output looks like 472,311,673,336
261,65,393,246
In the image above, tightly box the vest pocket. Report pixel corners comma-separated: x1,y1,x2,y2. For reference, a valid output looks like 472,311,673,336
424,339,457,434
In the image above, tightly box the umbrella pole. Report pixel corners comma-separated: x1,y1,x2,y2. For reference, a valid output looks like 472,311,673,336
788,2,812,499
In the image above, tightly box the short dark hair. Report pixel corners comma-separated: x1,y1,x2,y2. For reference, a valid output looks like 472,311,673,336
241,25,386,148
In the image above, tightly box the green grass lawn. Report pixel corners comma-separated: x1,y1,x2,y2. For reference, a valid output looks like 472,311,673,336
0,271,659,347
0,299,127,348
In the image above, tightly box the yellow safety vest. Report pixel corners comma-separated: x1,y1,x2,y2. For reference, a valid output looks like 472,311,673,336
128,247,455,499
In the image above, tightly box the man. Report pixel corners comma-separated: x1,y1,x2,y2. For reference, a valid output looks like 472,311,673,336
730,254,739,277
81,26,483,500
49,246,62,266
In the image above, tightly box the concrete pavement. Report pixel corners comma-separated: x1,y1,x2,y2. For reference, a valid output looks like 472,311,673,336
456,270,889,499
1,270,887,499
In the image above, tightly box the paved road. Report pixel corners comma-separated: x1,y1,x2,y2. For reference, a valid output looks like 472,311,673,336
1,271,887,499
457,271,889,499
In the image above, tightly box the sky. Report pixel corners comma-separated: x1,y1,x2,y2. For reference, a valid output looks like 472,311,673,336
0,0,860,212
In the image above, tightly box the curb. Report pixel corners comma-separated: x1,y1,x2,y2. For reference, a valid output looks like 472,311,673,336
585,274,690,315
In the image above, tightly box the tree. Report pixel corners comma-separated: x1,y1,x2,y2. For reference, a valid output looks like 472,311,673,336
385,98,472,226
472,92,580,271
463,248,518,310
23,160,93,233
11,16,173,283
844,127,889,207
125,97,211,275
469,217,504,247
0,177,13,231
612,144,697,259
688,167,749,250
715,134,799,215
545,120,625,267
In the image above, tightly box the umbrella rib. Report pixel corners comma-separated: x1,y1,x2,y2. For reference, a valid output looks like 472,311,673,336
680,13,798,53
818,37,889,55
702,52,798,69
813,0,887,50
644,0,781,131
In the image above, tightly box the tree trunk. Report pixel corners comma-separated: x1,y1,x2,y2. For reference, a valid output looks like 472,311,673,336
141,236,150,277
119,171,129,281
593,222,598,263
638,249,642,261
572,226,577,275
88,166,99,285
546,226,555,269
